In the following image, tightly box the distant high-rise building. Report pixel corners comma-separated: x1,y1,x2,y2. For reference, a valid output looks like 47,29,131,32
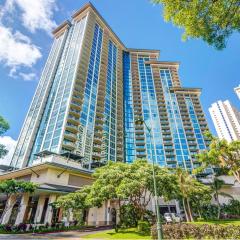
234,85,240,100
209,100,240,142
11,3,209,171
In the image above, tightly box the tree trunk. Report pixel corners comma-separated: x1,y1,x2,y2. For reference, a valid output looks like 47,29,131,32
233,171,240,185
198,209,202,219
118,198,121,223
186,198,194,222
0,197,15,224
216,194,221,220
182,198,190,222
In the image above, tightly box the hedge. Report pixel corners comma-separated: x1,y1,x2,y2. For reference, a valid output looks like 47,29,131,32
151,223,240,239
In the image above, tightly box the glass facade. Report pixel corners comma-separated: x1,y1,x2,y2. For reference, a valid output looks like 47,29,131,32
123,54,209,170
160,69,192,169
11,30,68,168
78,23,103,167
138,57,165,166
185,97,206,150
11,4,209,171
123,52,136,163
28,16,87,165
103,40,117,162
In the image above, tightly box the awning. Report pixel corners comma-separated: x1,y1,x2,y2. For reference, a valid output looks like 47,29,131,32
37,183,80,194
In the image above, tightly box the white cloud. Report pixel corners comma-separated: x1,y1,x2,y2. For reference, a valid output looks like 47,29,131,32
0,136,16,166
19,72,37,81
0,25,42,68
1,0,57,33
0,0,58,77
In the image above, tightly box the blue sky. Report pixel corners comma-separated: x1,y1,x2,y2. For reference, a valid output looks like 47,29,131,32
0,0,239,158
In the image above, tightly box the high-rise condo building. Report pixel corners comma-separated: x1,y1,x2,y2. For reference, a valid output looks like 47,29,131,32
209,100,240,142
234,85,240,100
11,2,209,171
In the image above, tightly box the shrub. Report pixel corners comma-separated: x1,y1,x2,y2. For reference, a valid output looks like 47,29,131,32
4,224,12,232
0,224,5,231
201,204,219,220
137,220,150,234
222,199,240,217
16,223,27,232
151,223,240,239
120,204,138,228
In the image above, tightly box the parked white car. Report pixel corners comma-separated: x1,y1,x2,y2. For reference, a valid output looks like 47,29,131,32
163,213,181,223
170,213,181,223
164,213,173,223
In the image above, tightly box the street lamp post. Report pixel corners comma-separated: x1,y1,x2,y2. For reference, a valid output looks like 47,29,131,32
135,118,163,240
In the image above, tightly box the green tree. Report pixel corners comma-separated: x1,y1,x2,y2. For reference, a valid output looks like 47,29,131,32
87,161,129,215
55,187,91,224
55,160,178,224
116,160,178,220
189,181,212,219
0,116,10,159
152,0,240,49
0,179,37,224
197,132,240,184
175,168,211,222
210,177,233,219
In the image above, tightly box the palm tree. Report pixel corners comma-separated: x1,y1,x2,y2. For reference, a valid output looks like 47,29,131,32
175,168,194,222
210,177,233,219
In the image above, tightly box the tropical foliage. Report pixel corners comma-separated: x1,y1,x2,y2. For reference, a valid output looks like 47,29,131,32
0,179,37,224
0,115,10,159
174,168,212,222
152,0,240,49
197,132,240,184
56,160,178,222
55,160,213,224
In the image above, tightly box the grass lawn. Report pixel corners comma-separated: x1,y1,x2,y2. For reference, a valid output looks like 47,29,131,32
82,228,151,239
189,219,240,226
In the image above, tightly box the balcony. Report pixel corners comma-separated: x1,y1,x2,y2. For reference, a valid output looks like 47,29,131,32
95,130,103,137
135,134,145,140
165,150,175,156
62,140,76,150
161,125,170,130
95,117,104,124
93,136,102,144
66,123,78,132
64,131,77,141
93,144,102,152
117,148,123,153
162,135,172,140
136,153,146,158
92,152,102,158
96,111,104,118
73,88,83,97
67,115,79,125
166,159,177,164
95,123,103,130
136,146,145,151
70,101,81,110
69,108,80,118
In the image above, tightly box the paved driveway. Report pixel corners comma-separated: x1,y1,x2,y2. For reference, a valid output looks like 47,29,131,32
0,230,101,240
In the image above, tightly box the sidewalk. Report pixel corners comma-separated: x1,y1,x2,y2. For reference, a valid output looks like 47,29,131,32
0,230,103,240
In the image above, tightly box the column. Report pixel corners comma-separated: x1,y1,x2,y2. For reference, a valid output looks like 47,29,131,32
106,200,111,225
175,200,181,214
1,195,16,224
34,195,46,224
44,194,56,224
15,193,29,225
69,209,73,222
